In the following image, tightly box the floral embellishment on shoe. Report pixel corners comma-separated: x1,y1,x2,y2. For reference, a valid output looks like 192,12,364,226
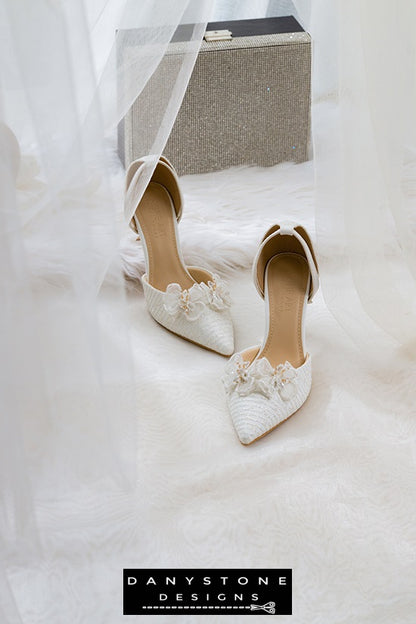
223,354,298,401
222,354,256,396
254,359,297,400
163,283,206,321
163,274,231,321
202,274,232,311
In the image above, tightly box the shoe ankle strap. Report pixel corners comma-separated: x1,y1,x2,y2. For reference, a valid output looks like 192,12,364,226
253,222,320,302
124,155,183,235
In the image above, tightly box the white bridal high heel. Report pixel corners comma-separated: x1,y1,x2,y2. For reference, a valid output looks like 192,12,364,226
125,155,234,356
222,223,319,445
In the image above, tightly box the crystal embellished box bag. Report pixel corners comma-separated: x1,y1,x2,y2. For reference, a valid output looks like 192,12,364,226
119,16,311,175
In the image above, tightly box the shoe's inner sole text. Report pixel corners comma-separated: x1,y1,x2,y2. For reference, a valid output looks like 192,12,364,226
137,182,194,291
257,253,309,368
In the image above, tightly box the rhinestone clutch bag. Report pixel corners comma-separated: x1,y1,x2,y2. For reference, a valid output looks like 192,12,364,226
119,16,311,175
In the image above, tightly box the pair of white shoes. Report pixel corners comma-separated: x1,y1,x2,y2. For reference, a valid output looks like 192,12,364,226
125,156,319,445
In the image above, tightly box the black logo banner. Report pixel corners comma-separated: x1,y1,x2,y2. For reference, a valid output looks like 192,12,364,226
123,568,292,615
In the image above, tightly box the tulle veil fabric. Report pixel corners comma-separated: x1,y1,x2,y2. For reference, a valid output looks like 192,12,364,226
304,0,416,362
0,1,213,621
1,0,416,620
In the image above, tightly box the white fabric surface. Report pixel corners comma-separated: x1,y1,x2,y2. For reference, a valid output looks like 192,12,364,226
123,162,416,624
125,159,416,623
129,276,416,624
8,160,416,623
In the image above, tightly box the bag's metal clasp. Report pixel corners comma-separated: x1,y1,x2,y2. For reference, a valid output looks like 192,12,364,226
204,29,232,42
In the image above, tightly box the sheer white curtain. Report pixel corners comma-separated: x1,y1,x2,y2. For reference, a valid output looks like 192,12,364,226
302,0,416,362
0,1,213,622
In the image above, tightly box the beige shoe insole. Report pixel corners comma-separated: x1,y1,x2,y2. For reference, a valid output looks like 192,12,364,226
136,182,194,291
257,253,309,368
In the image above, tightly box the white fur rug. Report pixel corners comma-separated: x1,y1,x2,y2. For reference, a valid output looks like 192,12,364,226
8,160,416,623
119,162,416,623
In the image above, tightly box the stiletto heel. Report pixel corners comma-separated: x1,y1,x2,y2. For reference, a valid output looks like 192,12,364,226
125,156,234,356
222,223,319,444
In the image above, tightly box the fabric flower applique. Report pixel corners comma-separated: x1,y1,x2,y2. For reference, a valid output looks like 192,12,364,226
163,275,231,321
201,274,232,311
222,353,256,396
223,354,297,401
163,283,206,321
253,359,297,400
